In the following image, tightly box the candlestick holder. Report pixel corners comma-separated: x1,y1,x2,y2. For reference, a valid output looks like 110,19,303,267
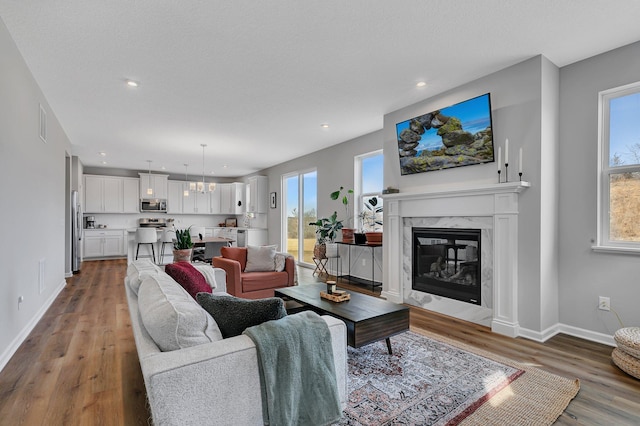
519,172,523,181
504,163,509,183
497,170,501,183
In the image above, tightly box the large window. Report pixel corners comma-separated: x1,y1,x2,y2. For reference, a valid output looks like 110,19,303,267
355,150,383,232
282,170,317,265
598,82,640,250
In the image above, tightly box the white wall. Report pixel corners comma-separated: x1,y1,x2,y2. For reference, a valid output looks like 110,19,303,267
382,56,560,335
559,41,640,336
261,130,383,277
0,19,71,370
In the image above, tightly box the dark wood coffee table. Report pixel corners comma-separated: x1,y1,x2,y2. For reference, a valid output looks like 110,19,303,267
275,283,409,354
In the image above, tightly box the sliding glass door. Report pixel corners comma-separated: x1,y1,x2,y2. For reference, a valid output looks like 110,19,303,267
283,170,317,267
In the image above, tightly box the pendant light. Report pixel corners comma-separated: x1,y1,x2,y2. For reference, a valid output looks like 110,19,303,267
183,164,190,197
146,160,153,196
195,144,216,193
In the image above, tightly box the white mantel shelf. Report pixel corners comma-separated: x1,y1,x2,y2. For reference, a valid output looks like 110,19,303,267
382,180,531,338
383,181,531,202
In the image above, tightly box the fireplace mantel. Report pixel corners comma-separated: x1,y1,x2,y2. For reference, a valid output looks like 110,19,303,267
382,181,530,337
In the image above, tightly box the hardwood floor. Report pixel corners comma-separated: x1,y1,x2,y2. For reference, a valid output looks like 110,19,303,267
0,259,638,425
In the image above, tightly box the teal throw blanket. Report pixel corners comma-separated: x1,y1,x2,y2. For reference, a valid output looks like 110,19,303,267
243,311,341,426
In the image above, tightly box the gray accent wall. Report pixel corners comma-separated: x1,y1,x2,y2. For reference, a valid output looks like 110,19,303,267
559,41,640,336
0,18,71,369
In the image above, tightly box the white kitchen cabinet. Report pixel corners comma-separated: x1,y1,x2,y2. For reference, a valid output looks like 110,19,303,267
210,186,221,214
246,176,268,213
218,184,232,214
139,173,168,199
84,175,123,213
233,182,245,214
167,180,185,214
123,178,140,213
83,229,125,258
168,180,211,214
218,183,245,215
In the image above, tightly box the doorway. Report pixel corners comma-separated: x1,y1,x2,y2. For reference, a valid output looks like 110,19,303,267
282,170,317,267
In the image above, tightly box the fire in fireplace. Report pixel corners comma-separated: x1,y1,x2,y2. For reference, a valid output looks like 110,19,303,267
412,227,481,305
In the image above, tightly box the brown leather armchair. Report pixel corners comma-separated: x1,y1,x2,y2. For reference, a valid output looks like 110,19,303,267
212,247,296,299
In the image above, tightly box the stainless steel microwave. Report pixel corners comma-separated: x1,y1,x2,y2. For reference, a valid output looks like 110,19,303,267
140,199,167,213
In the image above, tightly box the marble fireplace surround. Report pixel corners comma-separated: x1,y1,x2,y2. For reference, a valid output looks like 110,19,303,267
382,181,530,337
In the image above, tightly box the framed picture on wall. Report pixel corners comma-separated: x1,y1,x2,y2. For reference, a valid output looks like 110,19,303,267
270,192,277,209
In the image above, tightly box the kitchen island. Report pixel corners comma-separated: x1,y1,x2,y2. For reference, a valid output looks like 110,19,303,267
126,229,233,264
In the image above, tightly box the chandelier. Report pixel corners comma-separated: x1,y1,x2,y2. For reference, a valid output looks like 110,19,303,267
190,144,215,193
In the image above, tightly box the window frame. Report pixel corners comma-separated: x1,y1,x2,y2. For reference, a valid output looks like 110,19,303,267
596,81,640,253
354,150,384,232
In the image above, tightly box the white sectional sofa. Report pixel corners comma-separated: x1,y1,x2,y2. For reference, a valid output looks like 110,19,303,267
124,260,348,426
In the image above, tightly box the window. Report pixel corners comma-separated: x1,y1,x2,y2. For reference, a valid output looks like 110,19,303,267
282,170,317,265
355,150,383,232
598,82,640,251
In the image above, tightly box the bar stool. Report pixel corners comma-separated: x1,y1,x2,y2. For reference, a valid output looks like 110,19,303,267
136,228,158,263
159,228,176,265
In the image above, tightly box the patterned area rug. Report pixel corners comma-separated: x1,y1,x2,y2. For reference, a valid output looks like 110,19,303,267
337,331,579,426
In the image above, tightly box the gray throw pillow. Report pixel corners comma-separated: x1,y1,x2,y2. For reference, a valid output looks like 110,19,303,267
244,245,277,272
196,293,287,338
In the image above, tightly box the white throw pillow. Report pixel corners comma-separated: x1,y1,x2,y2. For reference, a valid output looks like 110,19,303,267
126,259,163,295
138,274,223,351
244,245,277,272
274,252,287,272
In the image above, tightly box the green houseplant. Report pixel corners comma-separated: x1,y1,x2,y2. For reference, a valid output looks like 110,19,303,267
330,186,354,243
309,211,343,259
173,228,194,262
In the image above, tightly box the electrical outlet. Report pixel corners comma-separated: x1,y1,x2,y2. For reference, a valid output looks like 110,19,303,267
18,295,24,310
362,259,366,267
598,296,610,311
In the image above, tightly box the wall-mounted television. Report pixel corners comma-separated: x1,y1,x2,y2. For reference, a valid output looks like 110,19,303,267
395,93,494,176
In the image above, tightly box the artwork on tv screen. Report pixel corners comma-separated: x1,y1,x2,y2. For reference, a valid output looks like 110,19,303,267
395,93,494,176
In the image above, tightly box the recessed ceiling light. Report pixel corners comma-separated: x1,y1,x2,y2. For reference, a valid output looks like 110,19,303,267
161,166,166,170
210,170,215,175
416,81,427,88
101,161,107,165
126,80,139,87
320,123,330,129
99,151,106,156
223,165,228,169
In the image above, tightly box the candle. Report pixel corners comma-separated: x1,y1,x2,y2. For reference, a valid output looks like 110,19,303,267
505,138,509,165
497,146,501,171
519,148,523,173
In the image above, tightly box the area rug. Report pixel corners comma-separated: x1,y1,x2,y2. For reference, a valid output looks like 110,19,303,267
337,330,580,426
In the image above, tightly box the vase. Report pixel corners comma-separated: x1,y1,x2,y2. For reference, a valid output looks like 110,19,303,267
365,232,382,244
173,248,192,262
341,228,355,243
313,243,327,259
325,242,338,258
354,233,367,244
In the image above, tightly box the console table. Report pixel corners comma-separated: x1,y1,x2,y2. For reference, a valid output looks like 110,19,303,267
336,241,382,290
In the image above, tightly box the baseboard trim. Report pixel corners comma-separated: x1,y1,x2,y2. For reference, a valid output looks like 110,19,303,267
519,323,616,347
0,278,67,373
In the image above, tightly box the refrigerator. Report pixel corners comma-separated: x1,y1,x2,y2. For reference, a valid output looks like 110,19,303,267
71,190,82,273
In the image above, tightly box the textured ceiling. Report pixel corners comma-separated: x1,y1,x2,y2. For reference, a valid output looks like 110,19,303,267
2,0,640,177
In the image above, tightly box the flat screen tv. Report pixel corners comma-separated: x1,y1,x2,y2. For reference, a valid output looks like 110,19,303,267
395,93,494,176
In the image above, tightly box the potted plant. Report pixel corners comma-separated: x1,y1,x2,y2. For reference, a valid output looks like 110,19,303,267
309,211,343,259
359,196,383,244
330,186,354,243
173,228,194,262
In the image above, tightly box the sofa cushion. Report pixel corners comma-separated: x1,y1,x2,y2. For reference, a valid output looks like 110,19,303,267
196,293,287,338
127,259,163,295
220,246,247,270
244,245,277,272
242,272,289,292
165,262,212,300
138,274,223,351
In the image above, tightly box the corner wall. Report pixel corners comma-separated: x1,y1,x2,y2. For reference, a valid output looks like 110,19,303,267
0,18,71,370
558,41,640,337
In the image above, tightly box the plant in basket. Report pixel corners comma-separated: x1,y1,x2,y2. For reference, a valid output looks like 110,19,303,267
173,228,194,262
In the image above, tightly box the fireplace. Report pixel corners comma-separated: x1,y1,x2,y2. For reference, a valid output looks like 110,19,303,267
412,227,481,305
